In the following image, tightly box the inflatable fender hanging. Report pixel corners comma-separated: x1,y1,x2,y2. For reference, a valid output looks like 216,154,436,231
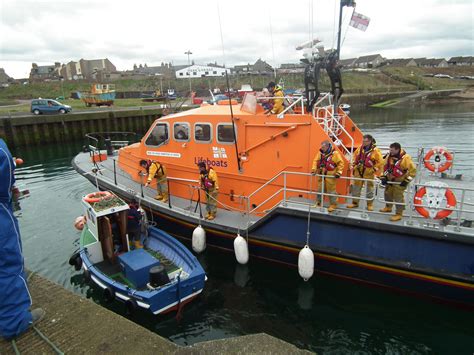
192,225,206,253
233,234,249,265
298,245,314,281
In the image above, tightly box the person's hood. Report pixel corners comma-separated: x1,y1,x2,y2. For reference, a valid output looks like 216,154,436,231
0,139,15,203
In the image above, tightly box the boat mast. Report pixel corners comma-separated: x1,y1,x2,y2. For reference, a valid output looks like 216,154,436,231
334,0,355,113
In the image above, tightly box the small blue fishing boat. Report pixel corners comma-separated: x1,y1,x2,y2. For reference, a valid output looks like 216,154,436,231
70,191,206,315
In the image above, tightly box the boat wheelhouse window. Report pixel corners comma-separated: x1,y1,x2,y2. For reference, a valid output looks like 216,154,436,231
217,124,235,144
173,122,190,142
194,123,212,143
145,123,169,146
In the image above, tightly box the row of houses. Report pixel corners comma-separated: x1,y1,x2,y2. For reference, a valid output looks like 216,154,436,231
339,55,473,69
23,54,474,82
29,58,116,82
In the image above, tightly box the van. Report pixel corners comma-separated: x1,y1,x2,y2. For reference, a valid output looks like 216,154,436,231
31,99,72,115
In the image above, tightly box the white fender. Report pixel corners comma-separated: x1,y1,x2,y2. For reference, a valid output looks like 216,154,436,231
233,234,249,265
192,225,206,253
298,245,314,281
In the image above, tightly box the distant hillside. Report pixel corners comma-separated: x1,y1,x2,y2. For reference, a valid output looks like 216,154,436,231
0,67,472,100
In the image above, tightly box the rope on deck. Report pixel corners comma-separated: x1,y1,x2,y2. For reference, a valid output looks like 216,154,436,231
10,339,20,355
32,326,64,355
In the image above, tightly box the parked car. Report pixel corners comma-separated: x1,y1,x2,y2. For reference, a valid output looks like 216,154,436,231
31,99,72,115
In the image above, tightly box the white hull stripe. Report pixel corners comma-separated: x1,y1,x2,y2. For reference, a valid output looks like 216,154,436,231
152,289,203,314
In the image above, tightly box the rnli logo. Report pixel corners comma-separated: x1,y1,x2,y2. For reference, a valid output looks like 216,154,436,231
212,147,227,159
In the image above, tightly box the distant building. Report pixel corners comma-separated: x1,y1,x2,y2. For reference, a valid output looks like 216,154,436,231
175,64,230,78
131,62,176,78
29,62,61,81
60,61,83,80
354,54,384,68
233,59,274,75
0,68,13,84
339,58,357,68
277,63,305,74
448,56,473,66
415,58,448,68
387,58,417,67
79,58,116,79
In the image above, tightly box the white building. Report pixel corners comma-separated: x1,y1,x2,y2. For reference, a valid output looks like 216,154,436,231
175,65,230,79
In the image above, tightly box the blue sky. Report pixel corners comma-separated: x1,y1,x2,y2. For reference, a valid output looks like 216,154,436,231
0,0,472,78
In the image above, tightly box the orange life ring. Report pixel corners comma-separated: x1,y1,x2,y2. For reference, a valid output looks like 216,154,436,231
84,191,113,203
424,147,453,173
414,186,456,219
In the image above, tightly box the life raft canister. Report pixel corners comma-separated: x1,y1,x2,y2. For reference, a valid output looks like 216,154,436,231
84,191,113,204
413,181,457,219
424,146,453,173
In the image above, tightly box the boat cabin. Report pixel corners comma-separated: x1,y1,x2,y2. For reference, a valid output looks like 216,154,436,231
118,93,363,213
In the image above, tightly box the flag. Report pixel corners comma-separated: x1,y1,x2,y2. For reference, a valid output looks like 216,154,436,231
350,11,370,32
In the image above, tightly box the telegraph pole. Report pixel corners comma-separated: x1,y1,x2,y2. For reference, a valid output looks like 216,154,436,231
184,50,193,97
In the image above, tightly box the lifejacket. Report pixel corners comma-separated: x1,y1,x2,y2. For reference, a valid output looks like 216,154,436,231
319,150,337,172
355,146,375,169
201,168,215,189
384,151,406,178
147,160,164,177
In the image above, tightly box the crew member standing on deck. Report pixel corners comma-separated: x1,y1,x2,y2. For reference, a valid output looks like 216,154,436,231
379,142,417,222
311,140,345,212
265,82,284,115
198,161,219,220
347,134,383,211
0,139,45,340
127,199,143,249
141,159,168,203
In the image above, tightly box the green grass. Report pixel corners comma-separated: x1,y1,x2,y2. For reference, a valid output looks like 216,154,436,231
0,99,19,106
0,98,180,115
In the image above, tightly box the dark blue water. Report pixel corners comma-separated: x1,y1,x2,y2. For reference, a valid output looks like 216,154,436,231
11,102,474,354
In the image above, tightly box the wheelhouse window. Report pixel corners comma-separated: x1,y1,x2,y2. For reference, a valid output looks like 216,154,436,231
145,123,169,146
173,122,190,142
217,124,235,144
194,123,212,143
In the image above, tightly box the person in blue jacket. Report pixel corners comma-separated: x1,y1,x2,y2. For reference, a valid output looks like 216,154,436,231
0,139,44,339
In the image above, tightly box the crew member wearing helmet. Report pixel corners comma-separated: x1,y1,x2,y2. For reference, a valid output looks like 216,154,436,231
347,134,383,211
265,81,284,115
198,161,219,220
311,140,345,212
140,159,168,203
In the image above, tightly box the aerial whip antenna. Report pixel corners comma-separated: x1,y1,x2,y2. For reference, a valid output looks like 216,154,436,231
217,1,242,172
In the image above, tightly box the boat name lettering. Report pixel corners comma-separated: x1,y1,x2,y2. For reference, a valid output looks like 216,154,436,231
194,157,228,168
146,151,181,158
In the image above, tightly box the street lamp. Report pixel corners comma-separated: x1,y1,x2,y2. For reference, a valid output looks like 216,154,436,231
184,50,193,97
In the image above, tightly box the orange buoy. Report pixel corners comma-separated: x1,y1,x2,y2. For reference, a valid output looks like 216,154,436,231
414,184,457,219
74,216,86,230
424,147,453,173
83,191,113,204
15,158,24,166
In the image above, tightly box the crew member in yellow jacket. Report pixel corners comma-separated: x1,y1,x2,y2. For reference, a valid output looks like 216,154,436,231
265,82,284,115
198,161,219,220
379,142,417,222
311,140,345,212
347,134,383,211
141,159,168,202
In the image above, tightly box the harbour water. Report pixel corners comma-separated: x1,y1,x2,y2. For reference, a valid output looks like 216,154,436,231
11,102,474,354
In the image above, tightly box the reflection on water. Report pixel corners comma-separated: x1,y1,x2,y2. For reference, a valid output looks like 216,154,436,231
11,103,474,354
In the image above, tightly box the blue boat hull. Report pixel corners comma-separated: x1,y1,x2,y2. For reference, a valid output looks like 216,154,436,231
80,227,206,315
147,207,474,309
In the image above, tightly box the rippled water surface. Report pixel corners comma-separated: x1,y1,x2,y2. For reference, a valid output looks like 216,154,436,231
11,102,474,354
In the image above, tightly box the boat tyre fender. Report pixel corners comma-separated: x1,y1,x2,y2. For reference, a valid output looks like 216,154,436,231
83,268,91,283
424,147,453,173
414,186,457,219
74,256,83,271
103,286,115,303
69,252,80,266
84,191,113,204
125,299,137,316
